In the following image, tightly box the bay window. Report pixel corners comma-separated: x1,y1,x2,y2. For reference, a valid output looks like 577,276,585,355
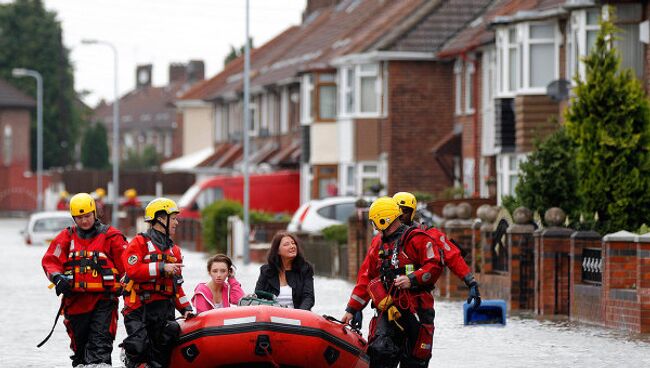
567,8,601,82
497,21,558,95
338,63,384,118
301,74,314,125
454,59,462,114
465,59,475,113
316,73,337,121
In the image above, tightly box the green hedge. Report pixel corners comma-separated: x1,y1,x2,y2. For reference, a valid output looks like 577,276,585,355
201,200,276,253
321,224,348,245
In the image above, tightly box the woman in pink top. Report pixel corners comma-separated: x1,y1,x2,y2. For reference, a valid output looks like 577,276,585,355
192,254,245,314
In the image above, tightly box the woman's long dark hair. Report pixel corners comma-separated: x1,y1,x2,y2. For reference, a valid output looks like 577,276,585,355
267,231,306,272
206,253,234,273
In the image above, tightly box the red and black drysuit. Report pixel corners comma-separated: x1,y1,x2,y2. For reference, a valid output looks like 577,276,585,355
121,228,192,368
41,221,127,367
345,224,473,368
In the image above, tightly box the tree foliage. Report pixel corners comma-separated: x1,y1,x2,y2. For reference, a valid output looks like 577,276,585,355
223,37,254,67
80,122,109,169
0,0,84,169
121,145,161,170
565,14,650,233
201,200,275,253
515,127,580,223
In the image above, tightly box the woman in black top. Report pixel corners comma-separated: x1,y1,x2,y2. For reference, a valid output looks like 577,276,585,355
254,231,315,310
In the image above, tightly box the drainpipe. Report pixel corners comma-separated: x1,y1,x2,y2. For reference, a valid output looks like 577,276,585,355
473,56,480,198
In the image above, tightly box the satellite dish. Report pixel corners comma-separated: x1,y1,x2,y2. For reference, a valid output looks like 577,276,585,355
546,79,570,102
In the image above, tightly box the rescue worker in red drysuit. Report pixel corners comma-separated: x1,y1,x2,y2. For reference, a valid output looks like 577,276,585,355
341,197,481,368
120,197,194,368
41,192,127,367
393,192,424,229
121,188,141,208
57,190,70,211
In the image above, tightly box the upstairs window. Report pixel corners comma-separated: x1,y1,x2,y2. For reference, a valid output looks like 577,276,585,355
338,63,384,118
465,59,475,113
316,73,337,121
497,21,558,95
2,125,12,166
454,59,462,115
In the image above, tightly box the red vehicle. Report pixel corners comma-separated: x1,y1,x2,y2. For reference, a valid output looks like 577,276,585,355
177,170,300,219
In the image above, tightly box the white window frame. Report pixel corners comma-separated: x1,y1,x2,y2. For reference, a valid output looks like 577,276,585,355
163,131,172,158
520,21,559,93
339,163,356,196
260,93,269,135
280,86,289,134
357,161,381,195
465,59,475,114
496,26,519,97
249,97,259,137
337,63,384,118
454,58,463,115
496,153,527,204
300,74,314,125
3,124,12,166
481,46,497,156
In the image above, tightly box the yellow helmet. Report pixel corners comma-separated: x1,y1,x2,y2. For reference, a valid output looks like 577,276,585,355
95,188,106,198
369,197,401,231
145,197,179,222
69,193,96,217
124,188,137,199
60,190,69,199
393,192,417,221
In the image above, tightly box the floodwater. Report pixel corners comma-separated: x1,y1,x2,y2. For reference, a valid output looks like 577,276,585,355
2,217,649,367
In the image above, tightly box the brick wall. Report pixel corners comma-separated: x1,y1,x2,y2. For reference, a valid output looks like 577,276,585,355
514,95,560,153
603,236,640,332
386,60,455,195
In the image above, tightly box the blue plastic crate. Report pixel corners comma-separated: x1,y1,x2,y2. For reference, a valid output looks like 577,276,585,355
463,299,507,326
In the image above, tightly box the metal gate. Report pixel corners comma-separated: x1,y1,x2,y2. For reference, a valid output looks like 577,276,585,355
518,233,535,310
554,252,571,315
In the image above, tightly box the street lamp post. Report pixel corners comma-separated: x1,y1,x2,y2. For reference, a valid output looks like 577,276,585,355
12,68,43,211
243,0,251,264
82,39,120,226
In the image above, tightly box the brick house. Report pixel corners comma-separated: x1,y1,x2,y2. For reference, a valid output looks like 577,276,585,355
439,0,648,202
94,60,205,164
173,0,499,205
0,78,41,212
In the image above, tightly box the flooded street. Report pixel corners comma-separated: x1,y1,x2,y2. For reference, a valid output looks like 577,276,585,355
2,217,649,367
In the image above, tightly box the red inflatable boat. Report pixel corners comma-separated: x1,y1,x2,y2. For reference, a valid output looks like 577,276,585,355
170,305,369,368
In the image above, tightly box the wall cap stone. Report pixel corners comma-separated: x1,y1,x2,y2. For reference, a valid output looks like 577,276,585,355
603,230,637,242
539,227,574,238
507,224,536,234
634,233,650,243
570,230,601,240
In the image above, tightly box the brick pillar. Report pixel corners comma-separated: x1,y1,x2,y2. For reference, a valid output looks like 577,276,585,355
569,230,602,324
508,222,535,311
637,233,650,332
603,231,639,332
534,226,574,316
347,208,371,283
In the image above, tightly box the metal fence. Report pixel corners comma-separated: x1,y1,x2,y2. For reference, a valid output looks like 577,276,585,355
581,247,602,284
297,234,348,280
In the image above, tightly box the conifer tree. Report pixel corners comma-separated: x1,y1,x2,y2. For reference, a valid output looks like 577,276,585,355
565,13,650,233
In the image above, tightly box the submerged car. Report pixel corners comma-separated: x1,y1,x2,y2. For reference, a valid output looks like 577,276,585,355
23,211,74,246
